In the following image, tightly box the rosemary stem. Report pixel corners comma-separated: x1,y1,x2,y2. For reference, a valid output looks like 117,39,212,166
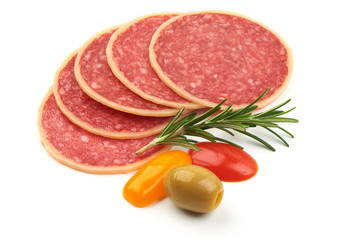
135,139,157,155
135,127,186,155
170,127,185,138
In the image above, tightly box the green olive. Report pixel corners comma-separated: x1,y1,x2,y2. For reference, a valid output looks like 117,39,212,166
164,165,224,213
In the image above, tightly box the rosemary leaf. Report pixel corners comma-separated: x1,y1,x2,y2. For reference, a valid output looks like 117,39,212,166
185,99,226,126
263,127,290,147
235,130,276,151
255,110,284,118
202,122,247,132
184,127,217,143
259,117,299,123
217,127,235,136
158,107,185,137
157,139,200,151
206,104,233,122
278,126,295,138
214,137,244,149
166,113,197,136
254,98,291,118
224,105,258,119
241,121,279,128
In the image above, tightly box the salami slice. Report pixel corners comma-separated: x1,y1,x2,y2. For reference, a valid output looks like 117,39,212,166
54,51,173,139
38,88,171,174
74,25,180,117
107,13,202,109
150,10,293,109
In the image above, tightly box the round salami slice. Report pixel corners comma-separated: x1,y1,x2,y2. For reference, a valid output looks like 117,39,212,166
74,25,180,117
107,13,202,109
54,51,173,139
38,88,171,174
150,10,293,109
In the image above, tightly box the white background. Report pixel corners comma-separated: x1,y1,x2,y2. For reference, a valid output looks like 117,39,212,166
1,0,359,239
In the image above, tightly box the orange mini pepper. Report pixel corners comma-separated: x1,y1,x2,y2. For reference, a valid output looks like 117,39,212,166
123,150,192,207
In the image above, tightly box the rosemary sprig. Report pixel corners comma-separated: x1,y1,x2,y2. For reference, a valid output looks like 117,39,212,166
136,88,298,154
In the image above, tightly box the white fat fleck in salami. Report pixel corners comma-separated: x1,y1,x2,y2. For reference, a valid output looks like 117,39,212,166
53,51,173,139
107,13,202,109
38,89,171,174
150,10,293,110
74,25,180,117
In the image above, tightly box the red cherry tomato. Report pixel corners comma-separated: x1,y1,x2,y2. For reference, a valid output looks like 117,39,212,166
189,142,258,182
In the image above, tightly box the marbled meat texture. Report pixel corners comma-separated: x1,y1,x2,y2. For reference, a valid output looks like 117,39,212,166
77,28,171,111
152,13,289,106
56,53,172,137
110,15,194,105
40,93,164,167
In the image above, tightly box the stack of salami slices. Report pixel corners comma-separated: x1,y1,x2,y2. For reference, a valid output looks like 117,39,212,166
38,10,293,174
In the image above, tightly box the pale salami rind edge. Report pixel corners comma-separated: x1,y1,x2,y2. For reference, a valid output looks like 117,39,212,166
54,51,170,139
38,87,171,174
106,12,203,110
74,25,181,117
149,10,294,110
